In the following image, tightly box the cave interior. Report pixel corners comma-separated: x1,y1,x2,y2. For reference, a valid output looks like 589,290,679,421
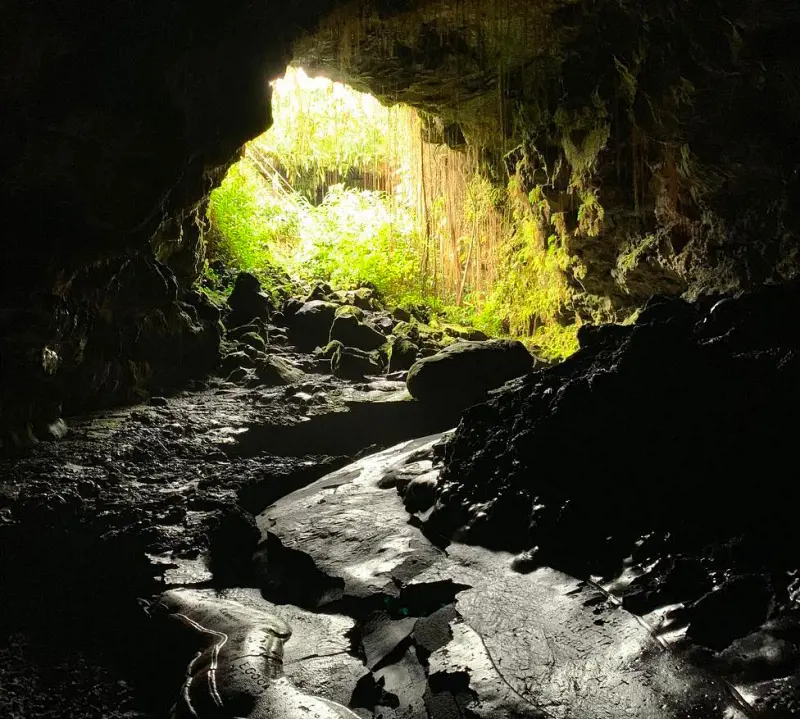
2,1,800,717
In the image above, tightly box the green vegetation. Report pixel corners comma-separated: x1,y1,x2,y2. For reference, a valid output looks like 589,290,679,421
204,66,583,360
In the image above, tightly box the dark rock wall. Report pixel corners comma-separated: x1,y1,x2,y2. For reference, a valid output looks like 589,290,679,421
0,1,335,443
3,0,800,442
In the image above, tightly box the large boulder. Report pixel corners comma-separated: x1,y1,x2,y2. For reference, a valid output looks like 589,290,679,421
406,339,533,407
289,301,337,352
387,337,419,372
226,272,272,328
332,345,382,380
329,314,385,352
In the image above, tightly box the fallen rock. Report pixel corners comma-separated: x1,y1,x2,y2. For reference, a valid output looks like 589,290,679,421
330,314,386,352
304,281,333,303
226,272,272,328
332,345,381,380
334,305,365,321
406,340,533,408
218,350,256,376
238,330,266,353
392,307,412,323
443,325,489,341
289,301,338,352
256,356,306,386
388,338,419,373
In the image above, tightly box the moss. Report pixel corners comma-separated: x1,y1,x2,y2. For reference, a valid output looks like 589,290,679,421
238,331,266,353
335,304,365,321
617,234,660,275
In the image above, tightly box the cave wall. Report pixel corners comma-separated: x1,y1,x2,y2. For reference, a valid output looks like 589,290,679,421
0,0,336,444
295,0,800,315
3,0,800,443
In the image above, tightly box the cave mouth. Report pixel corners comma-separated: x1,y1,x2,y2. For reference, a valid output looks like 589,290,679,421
202,65,581,362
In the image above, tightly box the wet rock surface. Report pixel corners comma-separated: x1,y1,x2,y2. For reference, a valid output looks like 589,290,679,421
406,338,537,409
2,281,800,718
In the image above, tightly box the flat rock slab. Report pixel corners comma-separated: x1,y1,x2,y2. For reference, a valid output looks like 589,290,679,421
152,587,367,714
255,435,754,719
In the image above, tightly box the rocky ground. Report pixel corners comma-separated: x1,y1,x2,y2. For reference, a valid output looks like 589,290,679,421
1,275,798,718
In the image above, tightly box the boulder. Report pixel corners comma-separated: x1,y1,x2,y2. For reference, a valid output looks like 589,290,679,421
226,272,272,328
282,298,304,319
407,339,533,407
289,301,337,352
374,316,395,334
332,345,381,380
238,331,266,353
314,339,344,361
304,281,333,303
351,286,378,310
256,356,306,386
329,314,385,352
392,307,412,323
218,351,256,376
393,320,420,344
388,338,419,372
443,325,489,341
334,305,365,321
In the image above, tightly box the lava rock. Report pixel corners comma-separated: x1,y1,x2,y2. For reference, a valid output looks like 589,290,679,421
226,272,272,328
392,307,412,323
329,314,386,352
218,351,256,376
332,345,381,380
388,338,419,373
686,575,773,650
289,301,338,352
304,281,333,303
407,339,533,407
443,325,488,341
282,298,305,319
256,356,306,386
238,331,266,353
335,305,365,321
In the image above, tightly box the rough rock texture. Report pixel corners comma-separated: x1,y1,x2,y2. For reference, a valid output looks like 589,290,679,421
226,272,273,328
423,283,800,644
252,436,755,718
331,345,381,380
329,314,386,352
296,0,800,314
289,300,338,352
407,339,534,408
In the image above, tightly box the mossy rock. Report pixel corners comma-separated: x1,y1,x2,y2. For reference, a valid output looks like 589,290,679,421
329,314,385,352
289,300,337,352
335,305,365,321
388,337,419,372
443,324,489,342
406,339,534,408
331,345,381,380
238,331,266,353
393,321,420,343
304,281,333,303
315,339,344,360
392,307,412,323
219,350,255,376
352,287,379,311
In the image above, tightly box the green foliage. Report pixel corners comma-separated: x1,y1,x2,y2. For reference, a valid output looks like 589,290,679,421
253,67,403,198
205,67,584,362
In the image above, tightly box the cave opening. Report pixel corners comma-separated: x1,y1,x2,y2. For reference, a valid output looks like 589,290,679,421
202,65,581,362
